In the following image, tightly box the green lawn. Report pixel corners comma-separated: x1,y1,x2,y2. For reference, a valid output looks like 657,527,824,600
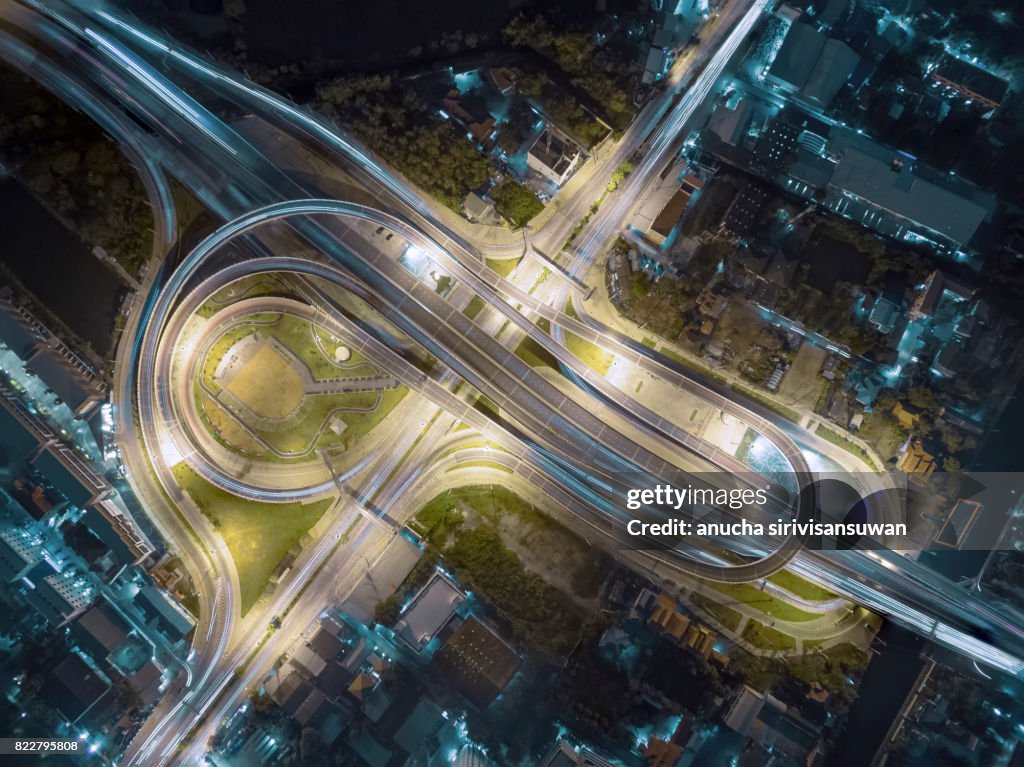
768,569,838,602
565,332,614,376
273,315,374,380
198,313,407,457
254,387,408,456
742,620,797,651
463,295,487,320
200,320,277,393
706,581,820,622
515,334,561,370
688,590,742,632
815,424,880,470
485,257,522,279
173,463,332,616
203,313,377,386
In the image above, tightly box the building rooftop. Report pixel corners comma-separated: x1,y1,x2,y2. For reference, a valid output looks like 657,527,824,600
934,499,983,550
72,600,131,661
767,23,859,107
394,571,464,652
309,620,345,661
433,617,521,708
830,149,990,247
932,55,1009,107
528,129,580,178
651,188,692,239
898,441,936,482
725,686,819,760
127,660,164,705
768,22,825,93
393,697,446,757
463,192,497,225
704,97,753,147
487,67,521,94
910,270,975,319
136,584,195,641
26,351,99,414
41,652,111,724
801,38,859,106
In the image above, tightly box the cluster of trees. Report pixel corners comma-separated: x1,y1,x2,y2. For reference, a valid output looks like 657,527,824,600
516,71,608,148
623,241,725,340
875,387,977,469
445,526,582,655
775,280,858,339
556,636,650,744
497,100,537,155
785,644,866,705
490,178,543,228
504,12,634,134
0,70,153,276
372,549,440,627
316,75,492,210
624,271,691,339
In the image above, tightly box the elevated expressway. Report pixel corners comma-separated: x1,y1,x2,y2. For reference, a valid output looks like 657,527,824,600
151,201,815,582
0,0,816,583
5,1,1024,763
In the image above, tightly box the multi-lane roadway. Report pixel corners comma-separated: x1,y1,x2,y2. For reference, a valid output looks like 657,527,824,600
4,0,1024,764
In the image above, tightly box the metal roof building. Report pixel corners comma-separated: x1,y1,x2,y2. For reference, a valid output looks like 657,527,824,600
826,148,991,253
766,23,859,108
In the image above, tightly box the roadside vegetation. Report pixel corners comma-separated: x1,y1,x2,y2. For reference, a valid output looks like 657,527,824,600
742,620,797,652
490,179,544,227
315,75,492,211
705,581,821,623
0,67,153,276
688,590,742,632
407,485,610,655
172,463,332,615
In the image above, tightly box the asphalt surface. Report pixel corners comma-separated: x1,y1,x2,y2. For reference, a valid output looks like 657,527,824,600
5,2,1024,764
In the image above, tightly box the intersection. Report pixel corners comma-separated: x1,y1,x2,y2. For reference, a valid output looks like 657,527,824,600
3,0,1024,763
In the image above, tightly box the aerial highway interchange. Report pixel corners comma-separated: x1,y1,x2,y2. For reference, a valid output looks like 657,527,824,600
2,0,1023,763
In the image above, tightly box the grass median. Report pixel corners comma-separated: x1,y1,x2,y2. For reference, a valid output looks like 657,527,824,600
173,463,333,616
706,581,820,622
769,569,839,602
688,590,742,632
743,620,797,652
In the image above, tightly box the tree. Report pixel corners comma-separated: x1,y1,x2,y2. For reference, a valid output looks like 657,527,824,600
939,425,975,455
490,180,543,228
606,159,635,192
315,74,495,210
497,101,537,155
373,594,402,627
906,387,937,412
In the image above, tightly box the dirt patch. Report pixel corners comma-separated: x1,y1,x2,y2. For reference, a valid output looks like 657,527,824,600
224,341,305,419
776,344,826,410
